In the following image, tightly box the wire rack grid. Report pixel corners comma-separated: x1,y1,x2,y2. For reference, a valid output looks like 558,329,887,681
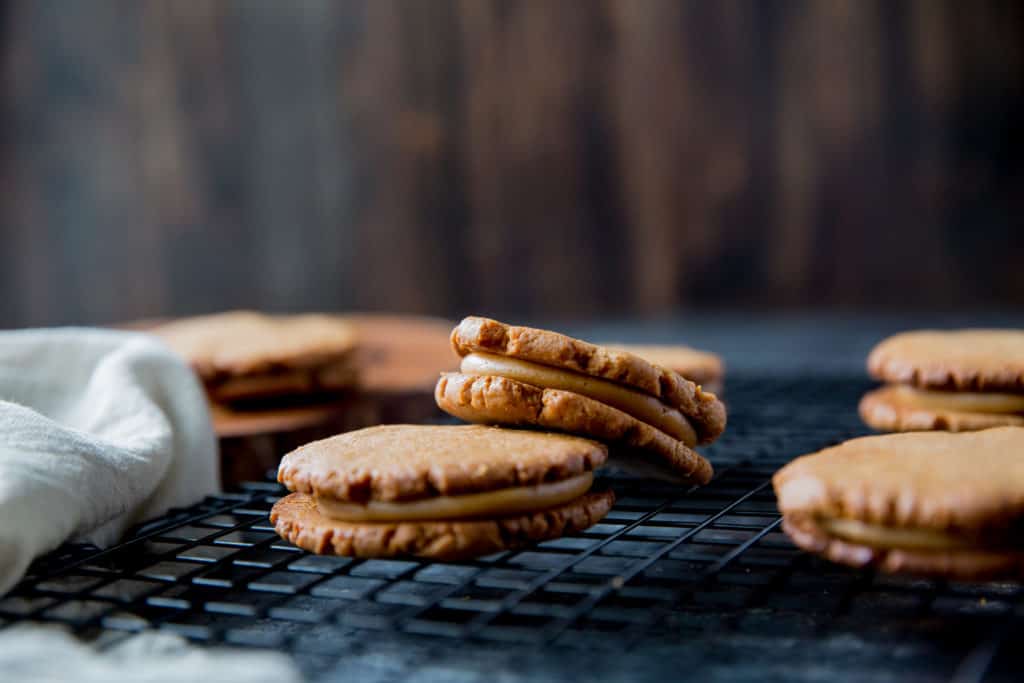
2,375,1022,682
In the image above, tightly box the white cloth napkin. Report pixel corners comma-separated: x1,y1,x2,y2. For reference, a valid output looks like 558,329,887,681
0,328,220,595
0,626,302,683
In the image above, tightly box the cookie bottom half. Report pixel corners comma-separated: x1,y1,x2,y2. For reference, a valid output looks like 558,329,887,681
859,385,1024,433
209,360,359,403
271,490,615,561
782,517,1024,580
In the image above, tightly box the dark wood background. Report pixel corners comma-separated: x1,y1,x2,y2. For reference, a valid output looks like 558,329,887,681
1,0,1022,327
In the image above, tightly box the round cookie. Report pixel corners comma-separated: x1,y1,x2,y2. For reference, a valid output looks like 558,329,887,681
278,424,608,503
860,386,1024,433
153,311,359,402
605,344,724,388
272,490,615,561
450,317,726,443
435,373,713,486
773,427,1024,579
273,424,613,560
867,329,1024,392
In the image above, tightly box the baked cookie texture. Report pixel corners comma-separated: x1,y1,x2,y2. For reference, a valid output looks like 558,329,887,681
773,427,1024,579
862,329,1024,433
437,317,724,486
272,424,613,560
278,424,607,504
450,317,726,442
859,386,1024,433
436,373,712,485
868,329,1024,392
153,311,359,402
272,490,614,561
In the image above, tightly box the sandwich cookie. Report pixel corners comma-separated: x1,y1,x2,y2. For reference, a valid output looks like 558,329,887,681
773,427,1024,579
272,424,614,560
435,317,724,485
605,344,724,393
861,329,1024,432
154,311,359,403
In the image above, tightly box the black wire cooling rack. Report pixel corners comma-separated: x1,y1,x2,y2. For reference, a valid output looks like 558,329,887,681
3,375,1022,683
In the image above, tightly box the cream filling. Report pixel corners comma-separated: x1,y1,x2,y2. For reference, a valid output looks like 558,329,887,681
460,352,698,446
820,517,989,551
892,385,1024,415
317,472,594,522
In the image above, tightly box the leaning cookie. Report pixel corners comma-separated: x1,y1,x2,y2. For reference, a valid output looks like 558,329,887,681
773,427,1024,580
449,317,726,443
272,424,614,561
153,311,359,403
436,373,712,485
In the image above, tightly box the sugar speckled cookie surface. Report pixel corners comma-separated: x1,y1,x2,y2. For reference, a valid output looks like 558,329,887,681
271,490,614,561
436,373,713,485
278,424,607,504
867,329,1024,392
450,317,726,442
859,386,1024,433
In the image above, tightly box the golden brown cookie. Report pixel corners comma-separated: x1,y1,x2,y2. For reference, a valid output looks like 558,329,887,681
279,424,607,503
273,424,613,560
450,317,726,442
773,427,1024,579
272,490,614,561
153,311,359,402
867,329,1024,392
605,344,724,388
435,373,713,486
859,385,1024,433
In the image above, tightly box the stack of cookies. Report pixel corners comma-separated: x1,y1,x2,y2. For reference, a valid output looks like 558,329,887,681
860,329,1024,433
774,327,1024,580
434,317,726,486
152,312,368,483
154,311,362,405
270,317,727,561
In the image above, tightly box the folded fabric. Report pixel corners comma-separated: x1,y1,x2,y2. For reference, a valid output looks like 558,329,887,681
0,625,302,682
0,328,219,595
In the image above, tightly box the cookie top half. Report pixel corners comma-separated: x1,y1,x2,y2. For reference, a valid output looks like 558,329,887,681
155,311,358,381
451,316,726,441
278,424,608,504
773,427,1024,532
868,329,1024,392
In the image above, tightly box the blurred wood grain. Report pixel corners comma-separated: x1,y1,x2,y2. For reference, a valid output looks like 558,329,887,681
1,0,1021,326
